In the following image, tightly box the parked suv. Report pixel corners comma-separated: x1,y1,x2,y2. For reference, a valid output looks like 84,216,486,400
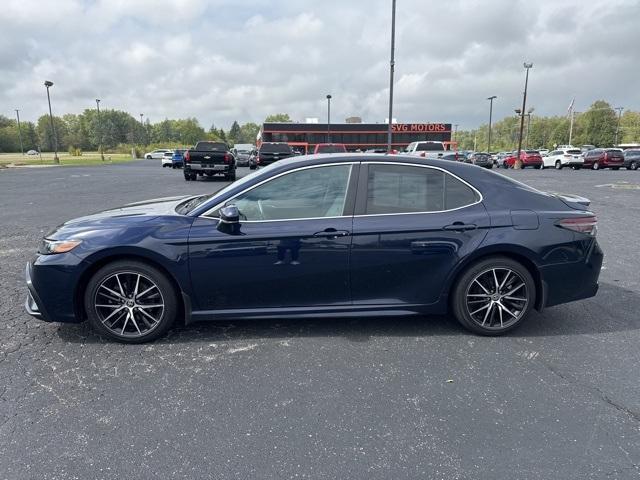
543,148,584,170
582,148,624,170
145,149,171,159
504,150,543,168
623,149,640,170
256,142,294,167
466,152,492,168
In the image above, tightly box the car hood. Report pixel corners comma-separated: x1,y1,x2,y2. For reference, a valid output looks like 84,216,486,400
46,195,191,239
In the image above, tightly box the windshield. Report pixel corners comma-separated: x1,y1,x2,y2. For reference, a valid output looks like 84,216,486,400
316,145,346,153
260,143,292,154
195,142,227,151
416,142,444,151
175,194,216,215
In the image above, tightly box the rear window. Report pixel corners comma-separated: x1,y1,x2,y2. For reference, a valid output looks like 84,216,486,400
316,144,346,153
260,143,292,154
606,149,622,153
566,149,581,154
195,142,227,152
416,142,445,152
525,150,540,154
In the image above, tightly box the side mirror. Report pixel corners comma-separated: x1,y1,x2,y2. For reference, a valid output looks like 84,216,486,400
220,205,240,224
217,205,242,235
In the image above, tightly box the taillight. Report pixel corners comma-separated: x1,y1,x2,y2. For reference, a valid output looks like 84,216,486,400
557,216,597,236
256,155,261,164
184,151,191,163
603,152,608,161
224,153,231,163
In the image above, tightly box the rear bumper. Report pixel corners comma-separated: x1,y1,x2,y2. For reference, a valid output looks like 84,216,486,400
540,238,603,308
185,164,233,173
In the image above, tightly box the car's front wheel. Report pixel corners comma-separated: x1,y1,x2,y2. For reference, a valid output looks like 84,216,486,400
146,155,152,159
555,160,562,170
84,260,178,343
451,257,536,335
630,161,638,170
593,161,600,170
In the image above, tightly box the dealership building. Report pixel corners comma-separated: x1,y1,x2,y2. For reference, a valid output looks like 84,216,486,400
258,122,453,153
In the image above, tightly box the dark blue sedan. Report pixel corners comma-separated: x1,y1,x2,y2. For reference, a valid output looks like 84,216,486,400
25,154,602,343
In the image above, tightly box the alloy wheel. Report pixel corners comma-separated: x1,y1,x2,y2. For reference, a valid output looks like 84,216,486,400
94,271,165,338
464,267,529,330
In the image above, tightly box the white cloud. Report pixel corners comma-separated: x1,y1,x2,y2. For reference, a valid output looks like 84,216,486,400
1,0,638,129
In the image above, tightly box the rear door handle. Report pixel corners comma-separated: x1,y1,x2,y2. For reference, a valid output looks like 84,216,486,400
443,223,477,232
313,228,351,238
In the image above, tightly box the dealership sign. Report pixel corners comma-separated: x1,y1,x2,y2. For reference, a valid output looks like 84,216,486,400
391,123,448,132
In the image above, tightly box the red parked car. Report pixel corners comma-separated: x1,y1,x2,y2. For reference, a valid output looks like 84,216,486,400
314,143,347,154
504,150,543,168
582,148,624,170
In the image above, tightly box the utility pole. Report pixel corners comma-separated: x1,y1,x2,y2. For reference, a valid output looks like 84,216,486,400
140,113,145,146
487,96,497,153
515,62,533,169
386,0,396,152
96,99,104,161
15,109,24,155
525,108,534,149
614,107,623,146
569,110,575,146
453,124,459,142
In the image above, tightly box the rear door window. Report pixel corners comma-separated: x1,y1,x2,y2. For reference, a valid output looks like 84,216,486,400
363,164,479,214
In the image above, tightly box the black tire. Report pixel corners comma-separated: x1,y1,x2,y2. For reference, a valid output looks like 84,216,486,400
191,173,198,181
555,160,562,170
146,155,152,159
572,166,581,170
226,169,237,181
451,256,536,336
184,172,191,181
84,260,178,343
630,161,638,171
593,162,600,170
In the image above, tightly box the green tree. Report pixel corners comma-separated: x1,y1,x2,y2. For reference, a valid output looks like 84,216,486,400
239,122,260,144
265,113,291,123
36,115,68,151
228,120,241,144
579,100,617,147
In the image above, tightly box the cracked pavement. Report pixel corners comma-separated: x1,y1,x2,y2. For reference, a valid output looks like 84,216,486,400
0,161,639,479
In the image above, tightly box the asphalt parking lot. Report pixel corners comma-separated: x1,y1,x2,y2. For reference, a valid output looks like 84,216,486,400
1,160,639,479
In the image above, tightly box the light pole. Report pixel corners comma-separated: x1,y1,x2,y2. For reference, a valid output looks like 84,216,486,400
453,124,459,142
487,95,497,153
15,109,24,155
387,0,397,153
96,99,104,161
140,113,145,146
44,80,59,164
515,63,533,168
614,107,623,146
525,107,534,149
326,94,332,143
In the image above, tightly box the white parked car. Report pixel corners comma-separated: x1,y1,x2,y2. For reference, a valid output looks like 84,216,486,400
543,148,584,170
145,149,172,159
404,141,446,159
26,150,39,156
161,151,174,168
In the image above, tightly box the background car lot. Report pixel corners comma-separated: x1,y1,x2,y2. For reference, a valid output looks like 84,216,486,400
1,161,639,479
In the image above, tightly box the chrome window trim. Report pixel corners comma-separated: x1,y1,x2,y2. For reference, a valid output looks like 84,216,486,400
354,161,483,217
201,162,357,222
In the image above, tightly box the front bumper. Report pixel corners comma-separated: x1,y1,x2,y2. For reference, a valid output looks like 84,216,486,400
25,262,52,322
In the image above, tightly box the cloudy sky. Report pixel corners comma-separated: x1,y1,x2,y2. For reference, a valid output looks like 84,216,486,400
1,0,639,129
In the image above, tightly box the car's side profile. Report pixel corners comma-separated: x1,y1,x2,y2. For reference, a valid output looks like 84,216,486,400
26,154,602,343
145,149,172,159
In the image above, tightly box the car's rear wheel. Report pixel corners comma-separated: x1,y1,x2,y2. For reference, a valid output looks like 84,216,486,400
555,160,562,170
184,172,191,181
84,261,178,343
146,155,152,159
593,161,600,170
630,161,638,170
451,257,536,335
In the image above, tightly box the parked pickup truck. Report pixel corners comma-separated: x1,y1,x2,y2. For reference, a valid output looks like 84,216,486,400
183,141,236,181
404,141,447,159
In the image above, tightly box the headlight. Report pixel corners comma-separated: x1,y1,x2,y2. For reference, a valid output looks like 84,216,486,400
39,238,83,255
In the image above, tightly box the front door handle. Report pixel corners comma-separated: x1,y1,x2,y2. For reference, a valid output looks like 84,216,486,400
313,228,351,238
443,222,477,232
